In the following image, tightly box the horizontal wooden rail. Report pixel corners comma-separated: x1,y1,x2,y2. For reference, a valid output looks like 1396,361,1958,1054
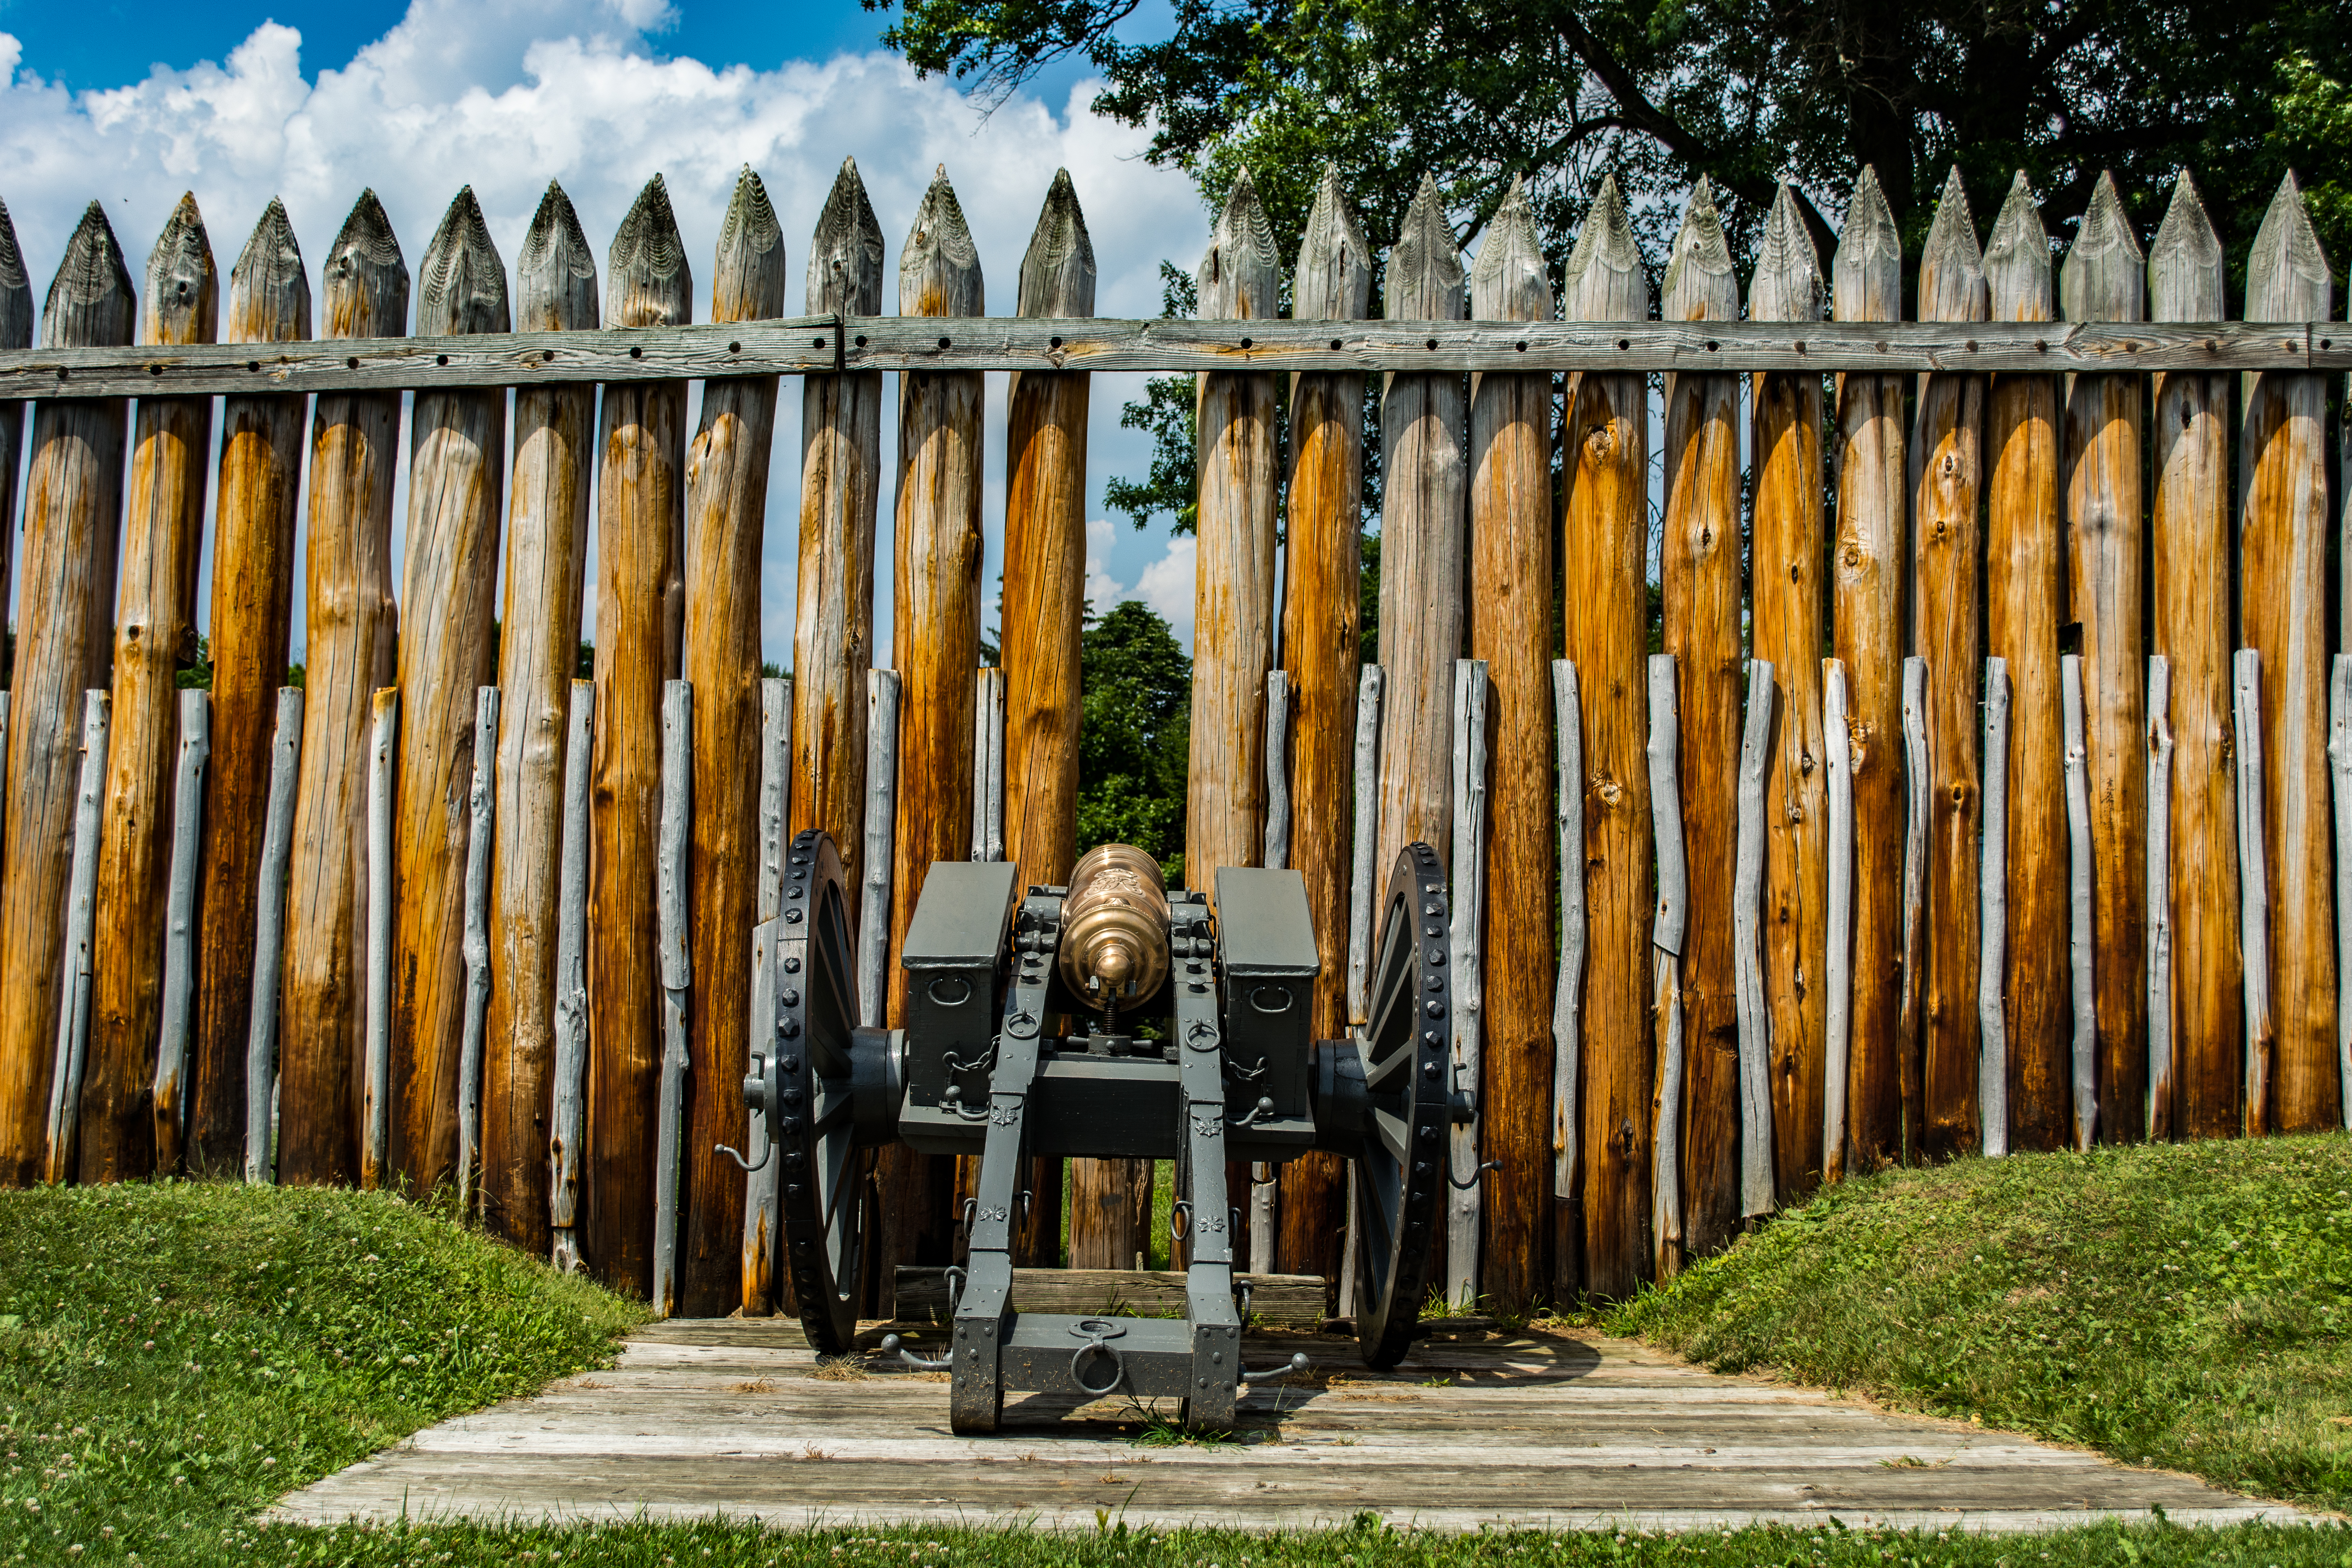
0,317,2339,399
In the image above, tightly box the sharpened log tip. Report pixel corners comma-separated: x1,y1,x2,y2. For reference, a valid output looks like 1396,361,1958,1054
1662,175,1736,323
1470,173,1552,322
2148,169,2225,324
417,185,511,338
807,155,884,317
2245,169,2332,322
1985,171,2053,323
1199,168,1280,322
1918,166,1988,324
1563,173,1648,324
1294,162,1371,323
1747,182,1823,324
1832,167,1901,325
517,181,599,333
609,173,693,328
143,192,218,348
1017,168,1095,318
41,200,136,349
900,167,982,318
1388,172,1464,321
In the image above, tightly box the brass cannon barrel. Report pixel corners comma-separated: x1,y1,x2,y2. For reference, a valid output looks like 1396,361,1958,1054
1056,843,1171,1015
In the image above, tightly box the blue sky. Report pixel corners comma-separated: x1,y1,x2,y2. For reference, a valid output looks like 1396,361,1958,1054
0,0,1200,660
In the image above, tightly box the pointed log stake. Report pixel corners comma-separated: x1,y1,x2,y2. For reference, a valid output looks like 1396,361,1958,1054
1562,173,1652,1299
2061,654,2096,1150
362,690,398,1189
1749,182,1828,1200
485,181,597,1252
1914,169,1990,1159
1831,166,1906,1173
1278,165,1368,1283
1346,666,1385,1026
548,681,595,1271
243,687,304,1183
2148,656,2177,1141
973,667,1006,863
152,690,209,1168
1376,173,1466,891
2062,170,2149,1144
1002,169,1094,1267
1979,658,2012,1157
1659,178,1741,1250
81,194,217,1181
0,197,31,626
1552,661,1585,1202
859,670,901,1028
1733,661,1776,1218
1446,658,1490,1306
1,204,132,1186
593,174,693,1294
2330,655,2352,1129
43,692,111,1183
883,167,984,1303
2240,171,2337,1133
391,185,511,1197
1466,173,1556,1308
684,165,788,1315
2234,650,2275,1132
740,675,792,1313
794,156,886,899
455,686,499,1216
1896,657,1932,1159
1647,655,1688,1276
652,680,692,1318
280,191,402,1187
1821,660,1854,1181
2148,170,2238,1140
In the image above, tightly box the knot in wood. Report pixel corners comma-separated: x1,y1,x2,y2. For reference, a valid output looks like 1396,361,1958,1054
1584,426,1617,460
1595,779,1623,808
1798,750,1815,774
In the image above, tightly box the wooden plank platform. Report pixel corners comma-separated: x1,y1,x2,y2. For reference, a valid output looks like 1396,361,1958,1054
272,1319,2301,1534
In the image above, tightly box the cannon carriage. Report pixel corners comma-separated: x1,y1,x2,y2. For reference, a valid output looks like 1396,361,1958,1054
734,831,1460,1433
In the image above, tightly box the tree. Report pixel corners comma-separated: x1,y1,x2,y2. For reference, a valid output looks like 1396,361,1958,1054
1077,599,1193,882
872,0,2351,293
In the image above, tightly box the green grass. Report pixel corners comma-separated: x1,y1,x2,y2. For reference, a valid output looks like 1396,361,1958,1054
1611,1132,2352,1514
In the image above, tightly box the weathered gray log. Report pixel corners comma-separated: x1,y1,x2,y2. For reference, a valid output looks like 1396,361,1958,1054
152,690,209,1165
362,689,398,1189
892,1266,1325,1329
2234,649,2274,1128
2332,654,2352,1129
42,691,110,1184
652,679,693,1317
243,687,304,1183
1262,668,1292,870
456,686,500,1217
1445,658,1489,1308
548,680,595,1271
740,674,791,1311
1733,660,1775,1217
1552,660,1584,1200
1979,658,2013,1157
0,198,27,612
859,668,901,1028
972,666,1006,863
6,316,2330,400
759,677,794,917
1897,656,1932,1161
1346,664,1385,1026
1821,659,1853,1182
2148,656,2177,1141
1647,654,1687,1273
2061,654,2095,1152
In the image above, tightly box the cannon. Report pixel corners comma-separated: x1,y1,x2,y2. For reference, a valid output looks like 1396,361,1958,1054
732,830,1458,1433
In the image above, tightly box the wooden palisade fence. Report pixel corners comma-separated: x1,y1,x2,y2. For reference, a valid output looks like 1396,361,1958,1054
0,157,2342,1314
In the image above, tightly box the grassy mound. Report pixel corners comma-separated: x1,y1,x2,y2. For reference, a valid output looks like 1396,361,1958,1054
1613,1132,2352,1512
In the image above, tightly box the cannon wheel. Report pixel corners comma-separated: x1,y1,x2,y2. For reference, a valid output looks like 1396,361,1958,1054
1352,841,1451,1370
776,829,867,1355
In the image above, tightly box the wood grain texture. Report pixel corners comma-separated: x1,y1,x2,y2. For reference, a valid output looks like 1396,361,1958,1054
1749,183,1828,1199
363,690,398,1187
151,690,208,1168
456,687,498,1211
1979,658,2012,1155
44,692,111,1184
245,688,305,1180
1468,174,1556,1308
1375,173,1465,886
2234,652,2274,1127
2061,171,2148,1144
0,197,28,625
591,174,694,1293
279,191,405,1187
1276,163,1367,1283
1897,660,1931,1155
1829,166,1907,1173
549,681,595,1270
484,180,598,1250
792,157,886,915
81,193,217,1182
2238,172,2337,1133
0,202,133,1187
1552,662,1584,1203
1646,656,1686,1274
2146,171,2240,1141
1911,169,1988,1159
652,680,692,1318
1732,658,1774,1214
739,677,791,1310
2061,655,2095,1150
682,166,787,1316
999,169,1092,1266
2148,656,2176,1141
1658,179,1742,1252
881,168,984,1305
1821,660,1854,1182
1559,174,1651,1299
1446,658,1490,1303
858,670,900,1027
391,187,511,1196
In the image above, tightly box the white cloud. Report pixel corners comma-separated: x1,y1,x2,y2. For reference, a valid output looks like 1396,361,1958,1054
1132,534,1197,643
1083,517,1124,607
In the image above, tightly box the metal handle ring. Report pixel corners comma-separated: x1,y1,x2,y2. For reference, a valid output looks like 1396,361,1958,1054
1170,1199,1191,1240
1071,1339,1126,1396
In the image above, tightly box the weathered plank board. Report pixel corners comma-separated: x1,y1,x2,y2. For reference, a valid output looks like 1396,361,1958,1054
0,204,133,1187
243,687,305,1182
7,316,2330,399
43,692,111,1184
858,669,900,1027
1821,660,1853,1182
2234,651,2275,1130
361,689,397,1189
1647,655,1688,1275
2061,655,2096,1150
456,687,499,1214
0,200,26,629
484,180,596,1252
1979,658,2013,1157
150,690,209,1169
2148,657,2176,1141
1551,661,1584,1205
1732,661,1774,1218
652,681,693,1318
740,677,792,1312
548,680,595,1272
1446,658,1490,1304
